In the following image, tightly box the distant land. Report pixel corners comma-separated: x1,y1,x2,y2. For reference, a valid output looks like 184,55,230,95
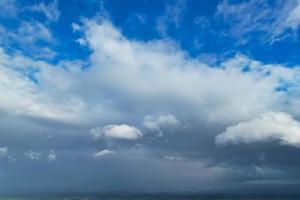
1,193,300,200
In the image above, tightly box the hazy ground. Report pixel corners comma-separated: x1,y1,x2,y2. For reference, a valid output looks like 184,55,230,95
0,194,300,200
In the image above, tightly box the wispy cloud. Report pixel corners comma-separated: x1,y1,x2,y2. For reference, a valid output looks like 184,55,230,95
216,0,300,44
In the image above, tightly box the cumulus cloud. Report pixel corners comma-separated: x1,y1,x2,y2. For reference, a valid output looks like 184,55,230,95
216,112,300,147
91,124,143,140
48,150,56,162
0,147,8,157
1,19,300,125
93,149,115,159
24,150,42,160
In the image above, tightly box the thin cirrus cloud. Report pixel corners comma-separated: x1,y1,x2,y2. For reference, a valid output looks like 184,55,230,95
29,0,60,22
216,0,300,43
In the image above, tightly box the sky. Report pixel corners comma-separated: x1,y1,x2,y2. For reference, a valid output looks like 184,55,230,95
3,0,300,195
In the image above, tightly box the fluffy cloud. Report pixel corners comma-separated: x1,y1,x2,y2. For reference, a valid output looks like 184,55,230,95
2,19,300,126
0,147,8,157
47,150,56,162
216,112,300,147
93,149,115,159
91,124,143,140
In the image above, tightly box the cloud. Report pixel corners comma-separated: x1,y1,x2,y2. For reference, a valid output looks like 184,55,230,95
93,149,115,159
0,147,8,157
216,112,300,147
91,124,143,140
48,150,56,162
0,20,55,60
156,0,187,36
216,0,300,43
2,18,300,192
16,21,53,43
2,19,300,125
0,49,86,122
24,150,42,160
143,114,179,136
165,155,184,162
285,1,300,30
0,1,57,61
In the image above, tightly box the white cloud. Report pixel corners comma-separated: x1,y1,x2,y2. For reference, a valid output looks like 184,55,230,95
216,112,300,147
94,149,115,159
24,150,42,160
72,23,82,32
0,147,8,157
48,150,56,162
91,124,143,140
1,19,300,128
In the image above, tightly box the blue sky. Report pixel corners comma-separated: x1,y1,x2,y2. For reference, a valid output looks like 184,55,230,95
3,0,300,64
3,0,300,194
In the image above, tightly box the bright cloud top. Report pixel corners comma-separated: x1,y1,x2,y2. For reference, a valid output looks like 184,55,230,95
91,124,143,140
94,149,115,159
216,112,300,147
